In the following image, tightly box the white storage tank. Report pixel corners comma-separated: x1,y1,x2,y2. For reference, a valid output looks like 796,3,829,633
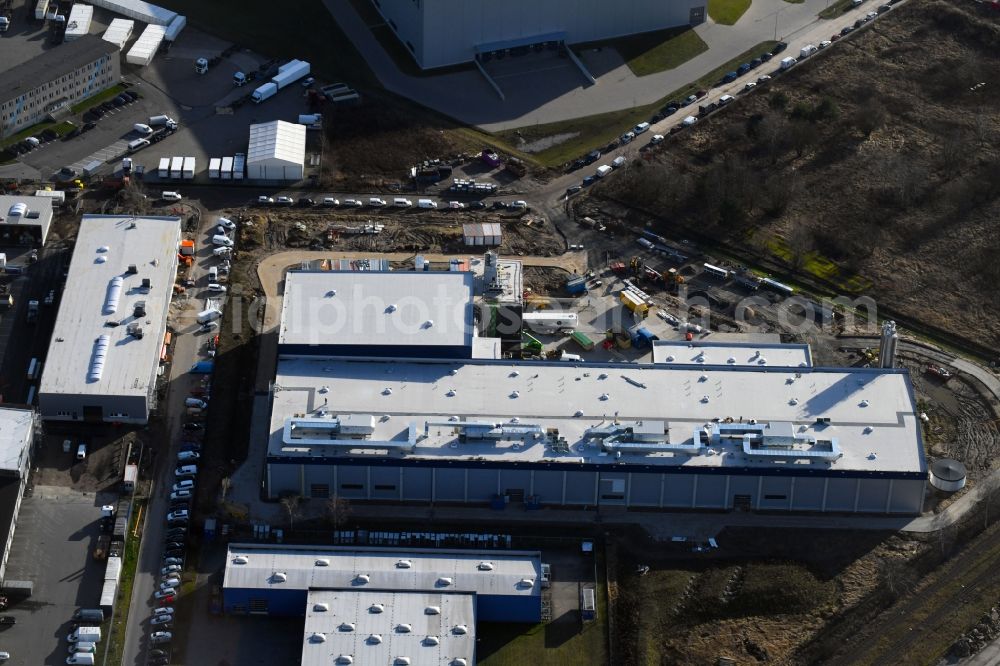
929,459,967,493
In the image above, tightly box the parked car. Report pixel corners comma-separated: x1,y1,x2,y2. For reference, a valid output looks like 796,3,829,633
177,450,201,461
161,191,182,202
322,197,339,207
297,197,314,207
771,41,788,54
161,576,181,588
178,443,202,453
153,589,175,600
149,632,172,644
162,558,183,566
649,134,664,145
819,40,832,49
722,71,738,83
469,201,487,210
166,510,188,522
368,197,386,207
161,565,181,575
276,196,294,206
257,195,274,205
206,284,226,294
150,616,173,627
342,198,363,207
301,76,315,87
62,128,81,141
216,217,236,230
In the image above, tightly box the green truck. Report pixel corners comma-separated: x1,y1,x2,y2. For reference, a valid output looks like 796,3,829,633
571,331,596,351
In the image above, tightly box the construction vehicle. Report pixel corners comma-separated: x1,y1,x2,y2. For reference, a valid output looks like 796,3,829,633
504,157,527,178
571,331,596,351
520,332,543,357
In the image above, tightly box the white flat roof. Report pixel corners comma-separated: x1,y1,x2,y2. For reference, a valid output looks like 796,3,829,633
302,589,476,666
40,215,180,400
278,271,475,350
269,356,924,474
0,194,53,242
0,408,33,474
223,544,541,599
652,340,812,367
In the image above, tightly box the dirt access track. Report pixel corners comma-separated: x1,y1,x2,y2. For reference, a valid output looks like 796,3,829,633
587,0,1000,353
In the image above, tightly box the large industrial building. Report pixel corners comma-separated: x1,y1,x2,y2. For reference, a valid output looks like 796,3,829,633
369,0,707,69
0,408,35,583
279,270,477,359
223,543,542,621
265,353,926,513
0,35,120,138
38,215,181,424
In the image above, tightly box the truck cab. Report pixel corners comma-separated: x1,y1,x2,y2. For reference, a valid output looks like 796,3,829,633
233,71,247,87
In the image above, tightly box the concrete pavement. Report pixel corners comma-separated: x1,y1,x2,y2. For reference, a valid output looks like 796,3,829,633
323,0,870,130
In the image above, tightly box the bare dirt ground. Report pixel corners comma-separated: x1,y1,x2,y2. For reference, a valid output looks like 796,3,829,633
587,0,1000,351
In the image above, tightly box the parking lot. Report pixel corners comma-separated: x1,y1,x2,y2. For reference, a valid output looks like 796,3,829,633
1,486,114,666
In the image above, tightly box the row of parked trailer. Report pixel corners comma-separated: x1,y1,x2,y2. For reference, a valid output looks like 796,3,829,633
156,157,196,180
207,154,246,180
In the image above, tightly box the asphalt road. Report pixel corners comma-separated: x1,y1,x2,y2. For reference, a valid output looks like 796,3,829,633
120,207,215,666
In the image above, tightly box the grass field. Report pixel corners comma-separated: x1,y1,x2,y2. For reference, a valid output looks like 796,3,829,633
820,0,855,18
157,0,376,87
103,498,146,666
496,40,777,167
575,27,709,77
709,0,753,24
70,83,127,113
768,235,873,293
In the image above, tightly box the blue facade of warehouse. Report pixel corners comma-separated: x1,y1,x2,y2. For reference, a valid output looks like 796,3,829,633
223,587,540,622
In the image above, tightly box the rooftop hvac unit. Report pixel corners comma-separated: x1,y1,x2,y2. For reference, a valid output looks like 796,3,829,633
127,324,143,339
141,278,151,291
126,264,138,274
133,301,146,318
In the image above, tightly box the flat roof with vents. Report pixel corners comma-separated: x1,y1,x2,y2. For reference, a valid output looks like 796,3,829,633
223,544,540,599
39,215,180,423
278,270,475,359
268,356,925,475
0,194,53,246
0,408,34,475
652,340,813,368
301,589,476,666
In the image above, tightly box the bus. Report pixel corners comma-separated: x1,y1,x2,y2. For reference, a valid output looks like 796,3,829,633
762,277,795,296
702,263,729,280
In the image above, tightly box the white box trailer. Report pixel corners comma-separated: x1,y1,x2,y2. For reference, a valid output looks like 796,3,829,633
523,312,579,334
157,157,169,178
63,4,93,42
87,0,176,25
125,24,165,67
169,156,182,179
163,13,185,40
35,189,66,205
271,60,310,89
208,158,221,179
102,18,134,49
232,153,245,180
34,0,50,20
220,156,233,180
181,157,194,180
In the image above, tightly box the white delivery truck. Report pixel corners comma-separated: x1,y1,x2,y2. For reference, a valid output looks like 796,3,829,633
780,56,796,70
251,82,277,103
271,60,310,89
197,308,222,324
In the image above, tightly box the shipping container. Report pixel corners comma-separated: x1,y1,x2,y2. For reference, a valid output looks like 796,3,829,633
63,4,93,41
126,24,166,67
87,0,176,25
571,331,596,351
181,156,194,179
220,156,233,180
157,157,169,178
232,154,245,180
163,13,185,41
169,156,182,179
101,18,134,49
208,157,221,179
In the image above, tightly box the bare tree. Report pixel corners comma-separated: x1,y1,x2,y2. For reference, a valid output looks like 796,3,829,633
326,495,352,531
220,476,233,501
757,112,788,165
854,98,887,138
973,112,992,147
280,495,302,532
786,224,813,272
789,120,819,159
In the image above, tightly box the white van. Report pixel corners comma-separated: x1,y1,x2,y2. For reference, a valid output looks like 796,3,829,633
175,465,198,477
595,165,613,178
68,643,96,654
392,198,412,208
161,191,182,201
611,156,626,169
417,199,437,209
76,443,86,461
66,654,95,665
799,44,818,58
633,122,650,135
368,197,386,207
208,266,218,282
211,235,233,247
127,138,150,152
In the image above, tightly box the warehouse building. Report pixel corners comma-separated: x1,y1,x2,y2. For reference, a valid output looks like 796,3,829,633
302,589,476,666
370,0,706,69
247,120,306,181
222,543,542,623
278,270,476,359
0,408,35,582
38,215,181,424
0,35,120,139
0,195,53,246
265,354,926,514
